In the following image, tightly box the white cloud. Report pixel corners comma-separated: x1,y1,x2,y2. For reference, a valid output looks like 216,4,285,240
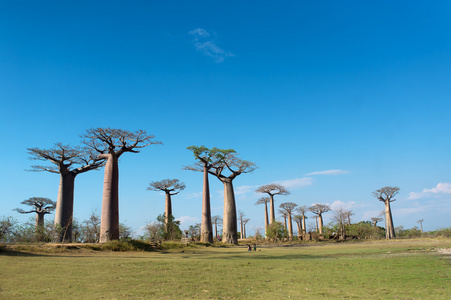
408,182,451,200
272,177,314,190
184,192,202,199
188,28,210,37
330,200,362,210
235,185,259,196
306,169,350,176
176,216,198,226
189,28,234,62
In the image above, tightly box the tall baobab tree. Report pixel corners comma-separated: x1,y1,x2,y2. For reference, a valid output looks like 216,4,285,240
14,197,56,240
332,207,349,240
255,197,270,236
82,128,161,242
185,146,227,243
238,210,246,239
28,143,104,242
296,205,308,235
279,202,298,240
147,179,185,231
208,150,256,244
309,204,330,234
278,209,288,230
371,217,383,227
345,210,354,225
256,184,289,224
211,215,222,240
243,218,250,238
372,186,399,239
417,219,424,234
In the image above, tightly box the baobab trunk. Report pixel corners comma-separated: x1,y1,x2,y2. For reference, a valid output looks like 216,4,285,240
318,215,324,234
385,201,395,239
302,217,306,235
165,192,172,232
222,179,238,244
270,195,275,223
100,155,120,242
201,166,213,243
264,202,269,239
54,173,76,242
287,214,293,240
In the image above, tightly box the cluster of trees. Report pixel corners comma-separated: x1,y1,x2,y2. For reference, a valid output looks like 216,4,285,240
27,128,160,243
18,130,257,245
252,185,402,241
5,125,419,245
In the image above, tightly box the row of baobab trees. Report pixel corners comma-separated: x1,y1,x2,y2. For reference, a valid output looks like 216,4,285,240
27,128,259,244
27,127,400,244
252,185,399,240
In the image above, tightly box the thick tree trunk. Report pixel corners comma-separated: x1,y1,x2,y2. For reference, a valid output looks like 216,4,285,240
264,202,269,238
165,192,172,232
35,212,45,241
222,179,238,244
302,216,306,235
240,221,243,239
100,155,120,242
54,173,76,242
200,167,213,243
318,214,324,234
270,195,275,224
283,217,287,230
385,201,395,239
296,221,301,237
315,217,319,233
287,214,293,240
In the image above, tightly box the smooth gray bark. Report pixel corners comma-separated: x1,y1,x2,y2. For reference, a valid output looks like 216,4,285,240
222,179,238,244
270,195,275,224
54,173,76,242
201,166,213,243
100,154,120,242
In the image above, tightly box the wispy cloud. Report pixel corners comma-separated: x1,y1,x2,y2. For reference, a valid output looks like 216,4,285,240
306,169,350,176
184,192,202,199
272,177,314,190
176,216,198,226
408,182,451,200
330,200,363,210
189,28,234,62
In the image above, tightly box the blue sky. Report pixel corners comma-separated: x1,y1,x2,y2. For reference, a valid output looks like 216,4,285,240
1,1,450,235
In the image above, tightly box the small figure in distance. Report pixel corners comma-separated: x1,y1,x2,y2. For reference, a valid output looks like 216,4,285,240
248,244,252,251
253,243,257,251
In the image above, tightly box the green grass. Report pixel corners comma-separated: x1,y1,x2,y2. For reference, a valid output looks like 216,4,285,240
1,239,450,299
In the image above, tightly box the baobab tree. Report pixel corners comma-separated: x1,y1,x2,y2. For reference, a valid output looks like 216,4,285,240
211,215,222,240
278,209,288,230
309,204,330,234
28,143,105,242
279,202,298,240
185,146,228,243
332,207,350,240
371,217,383,227
208,150,256,244
372,186,399,239
14,197,56,240
255,197,270,236
256,184,289,224
147,179,185,231
238,210,247,239
295,205,308,235
242,218,250,238
417,219,424,234
82,128,161,242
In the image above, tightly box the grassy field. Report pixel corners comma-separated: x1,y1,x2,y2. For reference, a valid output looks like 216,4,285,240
1,239,450,299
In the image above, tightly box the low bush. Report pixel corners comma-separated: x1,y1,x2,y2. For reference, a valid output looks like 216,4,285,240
101,239,155,252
